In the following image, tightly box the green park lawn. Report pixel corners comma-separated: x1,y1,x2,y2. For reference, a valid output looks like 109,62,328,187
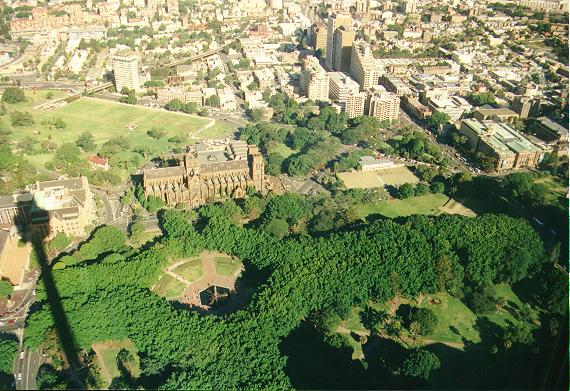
2,90,233,169
337,285,540,359
356,193,449,219
270,142,297,158
172,259,203,282
214,257,241,276
93,340,141,385
153,274,186,298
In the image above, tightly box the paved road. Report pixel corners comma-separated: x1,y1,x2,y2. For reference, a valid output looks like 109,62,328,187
398,109,471,172
15,348,42,390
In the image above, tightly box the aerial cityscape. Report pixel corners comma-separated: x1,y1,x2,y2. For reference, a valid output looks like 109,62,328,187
0,0,567,389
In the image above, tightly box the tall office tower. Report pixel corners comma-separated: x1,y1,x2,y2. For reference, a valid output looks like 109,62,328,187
300,56,330,101
112,52,141,92
403,0,417,13
309,22,328,50
333,27,355,72
326,13,352,70
367,86,400,121
350,41,384,90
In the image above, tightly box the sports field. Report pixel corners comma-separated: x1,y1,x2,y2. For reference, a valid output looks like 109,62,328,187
337,166,419,189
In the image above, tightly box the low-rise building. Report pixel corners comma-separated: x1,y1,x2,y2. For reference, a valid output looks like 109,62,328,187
427,96,472,122
533,117,569,143
459,119,543,172
358,156,402,171
473,107,519,124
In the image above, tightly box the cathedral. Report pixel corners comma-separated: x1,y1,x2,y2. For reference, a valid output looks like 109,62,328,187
142,139,265,207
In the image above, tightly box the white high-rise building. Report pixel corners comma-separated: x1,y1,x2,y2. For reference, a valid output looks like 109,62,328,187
367,86,400,122
350,41,384,91
300,56,330,101
112,52,141,92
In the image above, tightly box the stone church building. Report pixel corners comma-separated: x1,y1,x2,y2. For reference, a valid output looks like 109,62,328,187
142,139,265,207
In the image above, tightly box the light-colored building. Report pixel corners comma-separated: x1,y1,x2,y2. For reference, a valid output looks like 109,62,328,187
459,119,543,172
300,56,330,101
358,156,402,171
341,91,367,118
350,40,383,91
254,68,275,90
328,72,360,100
309,23,328,51
326,13,352,70
474,108,519,124
427,96,472,122
403,0,417,14
112,51,141,92
157,87,203,104
333,27,355,72
367,86,400,122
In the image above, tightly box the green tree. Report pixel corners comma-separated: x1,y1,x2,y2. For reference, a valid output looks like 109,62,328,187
147,128,167,140
76,131,96,152
1,87,25,104
397,183,415,199
10,110,34,127
0,280,13,298
409,307,438,335
401,349,441,380
262,218,289,239
427,112,450,129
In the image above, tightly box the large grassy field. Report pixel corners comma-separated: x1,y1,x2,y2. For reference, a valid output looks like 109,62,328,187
2,90,234,169
356,193,449,219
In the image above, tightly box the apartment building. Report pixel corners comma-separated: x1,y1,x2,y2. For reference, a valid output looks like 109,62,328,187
300,56,330,101
112,51,141,92
350,40,384,91
367,86,400,122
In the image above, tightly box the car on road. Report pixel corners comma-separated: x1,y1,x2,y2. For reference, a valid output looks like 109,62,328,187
19,352,24,359
17,373,22,381
0,321,4,326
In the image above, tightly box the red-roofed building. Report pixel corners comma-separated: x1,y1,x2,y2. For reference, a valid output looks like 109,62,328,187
88,156,110,171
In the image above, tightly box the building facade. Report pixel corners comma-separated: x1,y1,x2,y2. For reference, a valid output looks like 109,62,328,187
367,86,400,122
300,56,330,101
350,40,383,91
459,119,543,172
112,52,141,92
326,13,352,70
333,27,355,72
143,140,265,207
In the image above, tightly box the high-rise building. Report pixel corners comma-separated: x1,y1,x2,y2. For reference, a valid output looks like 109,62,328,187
403,0,417,13
367,86,400,122
112,52,141,92
333,27,355,72
326,13,352,70
300,56,330,101
350,41,384,91
342,91,367,118
309,23,328,51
